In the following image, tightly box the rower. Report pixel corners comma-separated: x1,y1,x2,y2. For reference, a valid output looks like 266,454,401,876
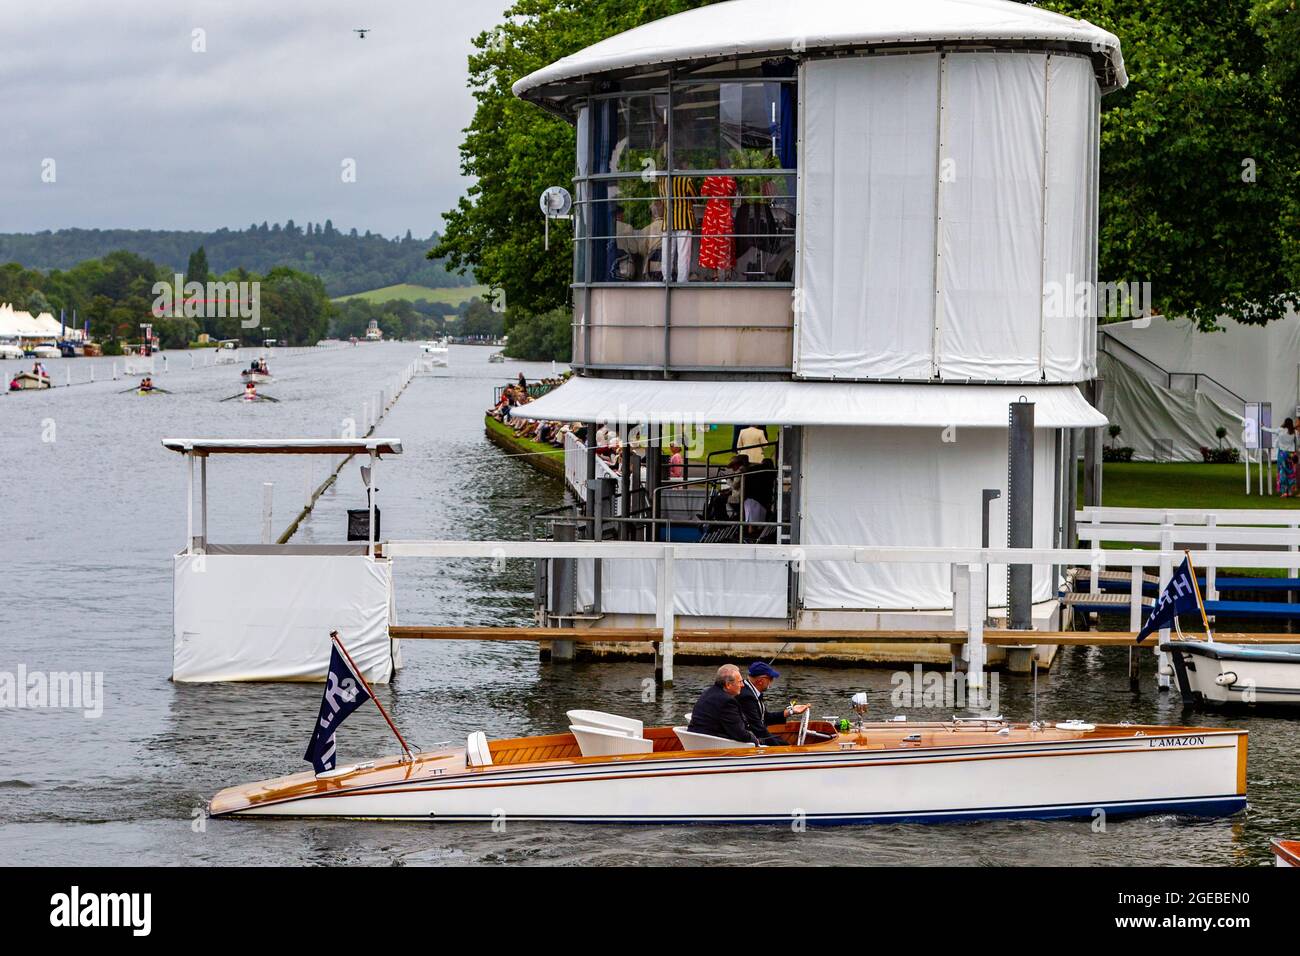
244,381,257,399
739,661,808,746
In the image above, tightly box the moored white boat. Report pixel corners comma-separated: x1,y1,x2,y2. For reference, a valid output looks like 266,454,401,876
0,342,24,360
30,344,61,359
210,718,1247,825
1166,639,1300,705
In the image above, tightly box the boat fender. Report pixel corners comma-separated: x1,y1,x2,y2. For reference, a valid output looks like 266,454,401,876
1215,671,1238,686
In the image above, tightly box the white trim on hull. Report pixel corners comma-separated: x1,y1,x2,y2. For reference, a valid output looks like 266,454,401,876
217,728,1246,825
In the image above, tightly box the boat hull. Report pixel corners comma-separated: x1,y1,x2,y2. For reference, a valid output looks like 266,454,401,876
10,372,51,390
212,727,1246,825
1168,640,1300,705
241,371,273,384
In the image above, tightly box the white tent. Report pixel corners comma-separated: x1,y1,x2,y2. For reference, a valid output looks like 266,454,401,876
0,303,65,340
1100,314,1300,460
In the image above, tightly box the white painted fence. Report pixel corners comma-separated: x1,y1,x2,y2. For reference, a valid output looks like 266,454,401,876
383,538,1300,686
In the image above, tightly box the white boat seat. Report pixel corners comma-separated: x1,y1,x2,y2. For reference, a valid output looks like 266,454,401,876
466,731,493,767
565,709,643,738
569,725,655,757
673,726,756,752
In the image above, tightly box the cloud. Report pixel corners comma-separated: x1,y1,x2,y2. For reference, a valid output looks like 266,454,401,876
0,0,507,237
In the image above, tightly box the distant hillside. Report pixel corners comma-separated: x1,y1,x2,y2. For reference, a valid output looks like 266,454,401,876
334,283,488,306
0,222,474,297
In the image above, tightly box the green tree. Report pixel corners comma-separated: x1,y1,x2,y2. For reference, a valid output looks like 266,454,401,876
186,246,210,286
432,0,721,325
1042,0,1298,328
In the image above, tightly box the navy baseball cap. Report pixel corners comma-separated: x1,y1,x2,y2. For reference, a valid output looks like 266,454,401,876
748,661,781,680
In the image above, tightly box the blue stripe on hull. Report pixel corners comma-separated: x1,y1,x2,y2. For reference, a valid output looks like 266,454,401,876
244,795,1246,826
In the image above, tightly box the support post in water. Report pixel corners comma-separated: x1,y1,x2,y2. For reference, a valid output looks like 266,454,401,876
656,545,675,687
549,521,577,661
262,482,274,545
1007,400,1035,630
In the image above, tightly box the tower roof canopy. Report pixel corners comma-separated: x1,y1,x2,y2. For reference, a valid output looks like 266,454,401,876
514,0,1126,109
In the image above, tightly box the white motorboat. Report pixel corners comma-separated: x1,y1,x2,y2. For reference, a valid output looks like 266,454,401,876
0,341,24,360
1166,639,1300,706
210,715,1246,824
488,351,505,363
30,344,61,359
240,369,273,384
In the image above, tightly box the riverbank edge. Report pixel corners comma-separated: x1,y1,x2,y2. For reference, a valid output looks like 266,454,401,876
484,414,565,481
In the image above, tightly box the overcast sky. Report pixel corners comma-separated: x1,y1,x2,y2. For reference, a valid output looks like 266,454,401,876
0,0,507,238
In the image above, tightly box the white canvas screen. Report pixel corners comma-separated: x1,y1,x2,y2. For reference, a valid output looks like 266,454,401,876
937,53,1044,380
173,554,393,683
1042,54,1097,381
800,425,1056,610
795,51,1100,384
796,54,939,380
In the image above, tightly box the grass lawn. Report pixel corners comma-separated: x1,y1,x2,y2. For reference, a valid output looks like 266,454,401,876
1082,462,1298,576
1082,461,1297,512
333,283,487,306
660,424,778,464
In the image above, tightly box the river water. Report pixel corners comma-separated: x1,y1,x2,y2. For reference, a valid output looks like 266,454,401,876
0,343,1294,865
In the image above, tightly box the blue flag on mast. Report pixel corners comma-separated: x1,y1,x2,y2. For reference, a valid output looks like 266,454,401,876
304,644,372,773
1136,556,1199,643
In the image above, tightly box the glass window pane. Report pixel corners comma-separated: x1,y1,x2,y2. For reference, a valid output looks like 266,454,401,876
586,180,666,282
670,81,796,171
591,94,669,175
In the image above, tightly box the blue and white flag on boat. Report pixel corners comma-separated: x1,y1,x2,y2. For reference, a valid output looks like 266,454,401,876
304,644,372,774
1136,556,1199,643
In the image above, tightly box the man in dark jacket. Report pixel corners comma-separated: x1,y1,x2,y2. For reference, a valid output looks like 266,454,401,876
738,661,808,745
687,664,759,744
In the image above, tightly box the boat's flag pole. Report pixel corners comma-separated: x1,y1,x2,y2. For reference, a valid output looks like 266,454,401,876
1184,550,1215,643
330,630,414,764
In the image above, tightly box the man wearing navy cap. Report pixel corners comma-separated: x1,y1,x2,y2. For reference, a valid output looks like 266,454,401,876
739,662,808,745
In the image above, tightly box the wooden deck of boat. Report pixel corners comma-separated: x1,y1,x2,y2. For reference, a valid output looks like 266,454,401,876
209,721,1243,816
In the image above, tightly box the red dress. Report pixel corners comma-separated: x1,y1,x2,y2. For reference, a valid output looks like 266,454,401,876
697,175,737,271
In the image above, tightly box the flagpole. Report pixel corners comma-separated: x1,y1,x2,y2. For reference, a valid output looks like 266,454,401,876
330,630,414,763
1183,550,1214,642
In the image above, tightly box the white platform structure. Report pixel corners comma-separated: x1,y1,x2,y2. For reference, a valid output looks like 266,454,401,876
164,438,402,683
509,0,1124,661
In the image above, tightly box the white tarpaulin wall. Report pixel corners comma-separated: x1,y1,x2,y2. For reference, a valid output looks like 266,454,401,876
795,52,1098,383
577,558,788,619
1099,352,1245,462
173,554,393,683
800,426,1056,609
1103,314,1300,429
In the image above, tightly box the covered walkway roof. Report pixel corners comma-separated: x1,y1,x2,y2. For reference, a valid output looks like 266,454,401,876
509,378,1105,428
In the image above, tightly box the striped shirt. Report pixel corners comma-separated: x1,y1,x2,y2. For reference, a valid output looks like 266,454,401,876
657,176,697,231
